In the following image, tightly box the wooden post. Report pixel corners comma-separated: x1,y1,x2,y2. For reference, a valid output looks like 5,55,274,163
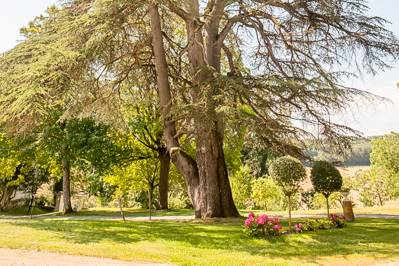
343,200,355,221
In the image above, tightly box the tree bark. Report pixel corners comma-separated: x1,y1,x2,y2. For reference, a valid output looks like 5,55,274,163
27,194,35,215
0,186,16,212
150,2,239,218
158,148,170,210
0,164,22,211
118,197,126,221
148,185,154,220
150,3,200,216
62,158,73,214
185,0,239,218
325,193,330,218
326,196,329,218
288,195,292,232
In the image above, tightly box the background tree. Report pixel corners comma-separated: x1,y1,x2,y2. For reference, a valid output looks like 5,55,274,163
126,92,171,210
105,158,160,214
356,168,392,207
40,117,115,213
269,156,306,231
371,133,399,198
251,177,284,211
311,161,343,217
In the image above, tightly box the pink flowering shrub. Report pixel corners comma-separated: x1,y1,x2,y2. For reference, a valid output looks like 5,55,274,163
294,223,303,233
244,213,283,237
329,213,346,228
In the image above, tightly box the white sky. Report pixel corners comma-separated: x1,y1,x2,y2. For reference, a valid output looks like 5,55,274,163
0,0,398,136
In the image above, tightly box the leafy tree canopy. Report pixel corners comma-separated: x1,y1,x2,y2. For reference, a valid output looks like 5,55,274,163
269,155,306,196
311,160,343,197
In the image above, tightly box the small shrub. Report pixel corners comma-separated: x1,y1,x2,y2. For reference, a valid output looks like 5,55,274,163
302,219,332,231
329,213,346,228
294,223,304,233
301,215,346,232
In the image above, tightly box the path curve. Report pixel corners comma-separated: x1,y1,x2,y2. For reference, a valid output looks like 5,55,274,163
0,248,172,266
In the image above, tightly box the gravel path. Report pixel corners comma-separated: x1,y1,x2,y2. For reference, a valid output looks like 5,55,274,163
0,248,172,266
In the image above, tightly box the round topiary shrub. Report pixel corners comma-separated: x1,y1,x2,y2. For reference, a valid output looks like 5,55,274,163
269,155,306,231
310,161,343,217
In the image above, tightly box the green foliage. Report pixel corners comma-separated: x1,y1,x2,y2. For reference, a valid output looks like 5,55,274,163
371,133,399,174
41,117,115,168
269,156,306,196
305,138,372,166
370,133,399,198
251,177,284,211
167,164,191,209
356,168,393,207
302,218,335,231
310,192,342,210
242,148,278,178
104,158,160,208
230,165,253,209
311,161,343,197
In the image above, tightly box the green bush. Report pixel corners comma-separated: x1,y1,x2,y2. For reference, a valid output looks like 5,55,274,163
231,165,253,209
311,192,342,210
168,190,192,209
302,218,335,231
251,177,284,211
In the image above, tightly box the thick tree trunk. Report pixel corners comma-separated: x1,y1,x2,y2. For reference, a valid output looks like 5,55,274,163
0,186,16,212
195,120,239,217
150,2,238,218
0,164,22,211
185,0,239,218
62,158,73,214
158,149,170,210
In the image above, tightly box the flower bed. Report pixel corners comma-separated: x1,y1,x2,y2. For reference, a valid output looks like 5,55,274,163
244,213,283,237
244,213,347,237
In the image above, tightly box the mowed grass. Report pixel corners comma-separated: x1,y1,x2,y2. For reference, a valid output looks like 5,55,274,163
2,204,398,218
0,207,51,216
240,204,399,217
0,217,398,266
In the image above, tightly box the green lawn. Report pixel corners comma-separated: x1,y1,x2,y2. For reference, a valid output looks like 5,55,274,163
0,217,398,266
0,207,51,216
2,205,398,219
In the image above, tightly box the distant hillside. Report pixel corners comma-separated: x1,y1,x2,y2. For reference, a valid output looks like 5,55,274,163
305,138,372,166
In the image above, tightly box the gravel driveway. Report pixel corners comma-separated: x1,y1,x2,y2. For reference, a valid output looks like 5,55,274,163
0,248,172,266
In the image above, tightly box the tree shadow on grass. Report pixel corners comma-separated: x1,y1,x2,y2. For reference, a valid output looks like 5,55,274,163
4,218,399,264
